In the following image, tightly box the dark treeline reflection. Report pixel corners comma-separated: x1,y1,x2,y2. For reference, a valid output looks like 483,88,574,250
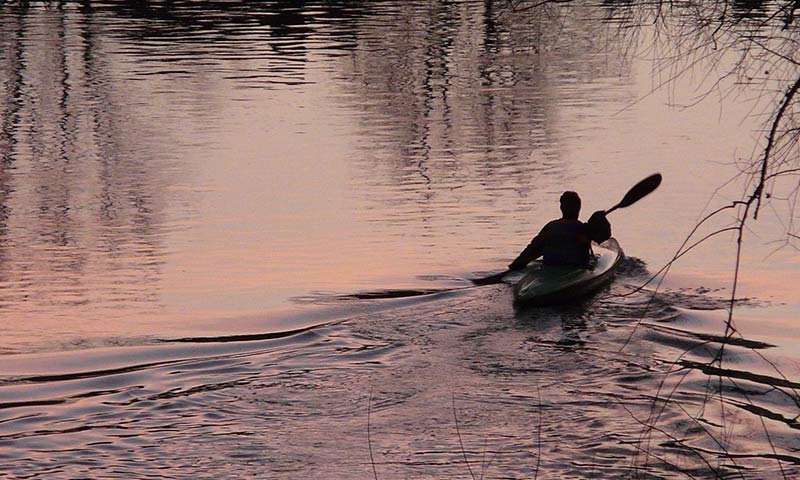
0,4,168,332
0,0,631,341
0,1,368,330
333,1,631,229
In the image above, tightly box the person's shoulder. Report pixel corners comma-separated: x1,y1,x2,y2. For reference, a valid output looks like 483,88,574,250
542,218,562,230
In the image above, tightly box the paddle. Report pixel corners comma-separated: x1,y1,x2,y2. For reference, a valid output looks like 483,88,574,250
604,173,662,215
472,173,662,286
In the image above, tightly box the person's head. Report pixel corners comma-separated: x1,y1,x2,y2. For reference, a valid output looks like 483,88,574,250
559,191,581,220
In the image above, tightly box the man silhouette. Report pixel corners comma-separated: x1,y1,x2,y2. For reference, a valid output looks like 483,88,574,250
508,191,611,270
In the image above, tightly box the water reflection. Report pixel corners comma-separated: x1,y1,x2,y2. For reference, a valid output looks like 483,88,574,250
0,5,172,348
731,0,770,18
0,2,798,478
336,1,632,249
0,0,638,353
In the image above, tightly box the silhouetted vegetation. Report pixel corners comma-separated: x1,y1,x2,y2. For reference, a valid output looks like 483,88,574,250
504,0,800,476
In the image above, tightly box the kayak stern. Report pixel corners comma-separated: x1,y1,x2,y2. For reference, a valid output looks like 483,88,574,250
512,238,623,307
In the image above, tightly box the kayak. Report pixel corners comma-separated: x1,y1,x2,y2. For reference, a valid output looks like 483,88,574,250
512,238,623,307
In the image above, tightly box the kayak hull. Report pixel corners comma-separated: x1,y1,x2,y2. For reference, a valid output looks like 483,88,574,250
512,238,623,307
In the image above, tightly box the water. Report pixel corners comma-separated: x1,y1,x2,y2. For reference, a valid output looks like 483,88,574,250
1,1,799,478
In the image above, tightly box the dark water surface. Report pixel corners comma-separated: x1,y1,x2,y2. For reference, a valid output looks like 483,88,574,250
1,1,799,478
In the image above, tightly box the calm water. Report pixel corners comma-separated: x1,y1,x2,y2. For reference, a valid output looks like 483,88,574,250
1,1,798,478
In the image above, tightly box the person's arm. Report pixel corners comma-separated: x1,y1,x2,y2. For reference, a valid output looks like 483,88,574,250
508,225,548,270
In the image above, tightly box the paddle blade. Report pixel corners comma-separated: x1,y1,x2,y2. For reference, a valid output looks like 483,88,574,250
608,173,662,212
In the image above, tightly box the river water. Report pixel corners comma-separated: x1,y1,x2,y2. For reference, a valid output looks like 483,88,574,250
0,1,798,478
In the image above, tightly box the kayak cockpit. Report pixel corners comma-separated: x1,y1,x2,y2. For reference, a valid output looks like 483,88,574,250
512,238,623,307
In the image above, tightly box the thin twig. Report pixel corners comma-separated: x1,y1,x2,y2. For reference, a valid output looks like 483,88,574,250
534,384,543,480
754,74,800,219
452,393,477,480
368,388,379,480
